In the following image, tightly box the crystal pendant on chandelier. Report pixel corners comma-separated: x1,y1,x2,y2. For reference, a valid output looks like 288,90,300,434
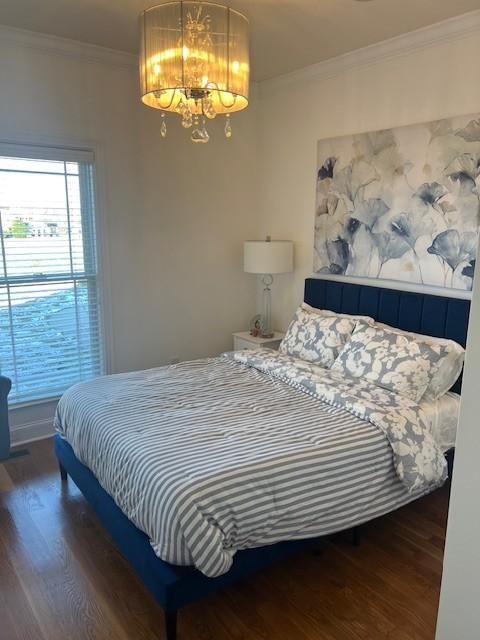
181,110,193,129
139,2,250,144
203,97,216,120
177,100,193,128
224,114,232,139
160,114,167,138
191,116,210,144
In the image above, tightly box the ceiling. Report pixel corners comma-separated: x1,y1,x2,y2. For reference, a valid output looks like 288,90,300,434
0,0,478,81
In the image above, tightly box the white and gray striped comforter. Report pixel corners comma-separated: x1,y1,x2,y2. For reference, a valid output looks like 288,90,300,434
54,350,447,577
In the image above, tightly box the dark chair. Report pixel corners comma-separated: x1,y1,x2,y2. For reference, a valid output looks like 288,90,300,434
0,375,12,460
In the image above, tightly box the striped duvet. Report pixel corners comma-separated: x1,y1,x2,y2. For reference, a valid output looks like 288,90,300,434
54,351,446,577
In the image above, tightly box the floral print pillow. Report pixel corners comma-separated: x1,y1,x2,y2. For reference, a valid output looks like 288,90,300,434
373,322,464,400
331,321,450,402
301,302,374,324
280,306,355,368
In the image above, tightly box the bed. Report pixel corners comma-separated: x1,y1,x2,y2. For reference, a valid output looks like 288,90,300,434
54,278,470,639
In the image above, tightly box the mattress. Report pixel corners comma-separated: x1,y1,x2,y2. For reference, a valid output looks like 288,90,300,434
54,350,447,577
420,391,460,453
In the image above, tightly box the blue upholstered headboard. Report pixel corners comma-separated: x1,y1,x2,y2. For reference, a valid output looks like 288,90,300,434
304,278,471,394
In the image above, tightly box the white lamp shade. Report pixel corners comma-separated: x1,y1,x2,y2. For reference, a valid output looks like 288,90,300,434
244,240,293,274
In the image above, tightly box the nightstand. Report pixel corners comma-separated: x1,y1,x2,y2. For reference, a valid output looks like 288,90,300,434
232,331,285,351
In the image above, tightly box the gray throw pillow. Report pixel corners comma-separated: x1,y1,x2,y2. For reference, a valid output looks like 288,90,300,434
280,306,355,368
331,321,451,402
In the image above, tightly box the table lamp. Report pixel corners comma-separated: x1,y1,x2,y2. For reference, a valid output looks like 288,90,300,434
244,236,293,338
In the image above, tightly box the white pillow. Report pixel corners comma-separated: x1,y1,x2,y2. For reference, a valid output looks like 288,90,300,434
302,302,374,324
419,392,460,453
280,306,355,368
373,322,464,401
332,321,453,403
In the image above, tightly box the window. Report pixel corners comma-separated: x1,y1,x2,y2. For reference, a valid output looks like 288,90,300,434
0,146,104,404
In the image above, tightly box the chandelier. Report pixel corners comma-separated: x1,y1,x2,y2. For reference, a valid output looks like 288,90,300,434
139,1,250,143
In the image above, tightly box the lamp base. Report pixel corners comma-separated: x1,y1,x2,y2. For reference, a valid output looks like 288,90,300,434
261,275,274,340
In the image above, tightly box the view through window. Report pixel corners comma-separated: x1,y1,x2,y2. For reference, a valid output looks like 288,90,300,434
0,150,103,403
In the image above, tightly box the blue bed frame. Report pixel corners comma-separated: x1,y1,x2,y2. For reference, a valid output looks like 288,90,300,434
54,278,471,639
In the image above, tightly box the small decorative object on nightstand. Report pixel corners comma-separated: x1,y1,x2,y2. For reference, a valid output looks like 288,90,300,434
233,331,285,351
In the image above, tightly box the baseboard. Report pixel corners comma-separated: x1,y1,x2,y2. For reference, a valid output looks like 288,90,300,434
10,418,54,446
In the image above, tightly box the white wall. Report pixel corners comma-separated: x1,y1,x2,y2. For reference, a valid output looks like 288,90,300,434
256,16,480,331
135,93,259,368
0,29,144,442
436,261,480,638
0,31,147,374
0,27,259,443
255,14,480,639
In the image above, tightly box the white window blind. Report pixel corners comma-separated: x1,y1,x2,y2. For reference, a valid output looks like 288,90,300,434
0,149,104,404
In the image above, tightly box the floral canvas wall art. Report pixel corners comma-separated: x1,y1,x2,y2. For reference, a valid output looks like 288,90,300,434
314,114,480,291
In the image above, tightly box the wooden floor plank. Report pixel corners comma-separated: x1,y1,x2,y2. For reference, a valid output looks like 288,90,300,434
0,463,14,492
0,531,46,640
1,439,449,640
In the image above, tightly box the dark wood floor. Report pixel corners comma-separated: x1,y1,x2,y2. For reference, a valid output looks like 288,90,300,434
0,438,449,640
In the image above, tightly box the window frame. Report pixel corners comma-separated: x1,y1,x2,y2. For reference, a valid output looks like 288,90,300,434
0,140,112,407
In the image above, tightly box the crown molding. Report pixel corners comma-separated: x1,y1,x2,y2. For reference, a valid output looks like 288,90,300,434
0,24,137,70
1,9,479,82
260,9,480,95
